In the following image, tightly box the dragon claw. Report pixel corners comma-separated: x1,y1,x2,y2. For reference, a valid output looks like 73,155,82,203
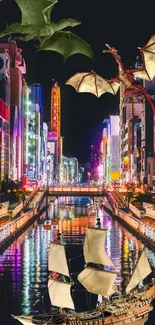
103,44,111,53
105,43,111,49
103,44,118,54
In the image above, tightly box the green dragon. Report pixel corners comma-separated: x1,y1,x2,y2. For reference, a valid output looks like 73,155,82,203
0,0,93,60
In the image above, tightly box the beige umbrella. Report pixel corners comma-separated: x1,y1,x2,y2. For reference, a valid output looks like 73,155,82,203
65,71,120,98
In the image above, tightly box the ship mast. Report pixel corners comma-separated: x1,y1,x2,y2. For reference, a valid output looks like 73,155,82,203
78,204,118,299
96,206,102,304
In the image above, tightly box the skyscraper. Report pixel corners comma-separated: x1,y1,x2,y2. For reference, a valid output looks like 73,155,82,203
29,84,44,181
22,81,29,186
42,122,48,185
29,84,43,134
141,79,155,187
51,81,61,162
50,81,62,182
0,48,11,183
27,103,41,182
119,83,143,185
0,40,26,181
102,115,120,184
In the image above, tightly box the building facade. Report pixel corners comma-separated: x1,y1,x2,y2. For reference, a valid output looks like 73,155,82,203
119,82,143,186
0,48,11,183
41,122,48,185
22,80,29,185
27,103,41,183
60,156,78,184
47,131,57,185
0,40,26,182
102,115,120,184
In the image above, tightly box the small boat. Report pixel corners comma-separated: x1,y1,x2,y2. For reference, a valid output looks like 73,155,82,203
12,222,155,325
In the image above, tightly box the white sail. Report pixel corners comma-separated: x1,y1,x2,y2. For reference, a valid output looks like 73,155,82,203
11,315,33,325
48,243,69,277
78,267,117,296
84,228,114,267
48,279,74,309
126,250,152,293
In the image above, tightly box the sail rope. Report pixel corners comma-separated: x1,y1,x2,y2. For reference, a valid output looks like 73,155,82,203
69,253,83,261
32,278,56,307
78,268,94,282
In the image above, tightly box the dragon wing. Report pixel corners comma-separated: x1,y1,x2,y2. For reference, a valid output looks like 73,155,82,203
15,0,58,25
0,0,58,38
133,35,155,81
65,71,121,97
37,31,94,61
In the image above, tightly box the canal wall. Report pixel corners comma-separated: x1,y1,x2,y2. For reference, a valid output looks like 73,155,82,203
0,191,47,252
104,205,155,251
104,191,155,251
11,202,24,218
0,207,38,250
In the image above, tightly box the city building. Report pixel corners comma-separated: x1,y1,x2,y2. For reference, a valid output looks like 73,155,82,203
119,77,155,188
60,156,78,184
78,165,85,183
0,40,26,182
102,115,120,184
51,81,61,160
0,48,11,183
29,84,44,182
132,118,141,184
22,80,29,186
47,130,57,185
90,143,103,183
41,122,48,185
50,81,62,182
141,79,155,188
119,83,143,185
30,84,43,132
27,103,41,184
102,118,109,184
0,98,10,183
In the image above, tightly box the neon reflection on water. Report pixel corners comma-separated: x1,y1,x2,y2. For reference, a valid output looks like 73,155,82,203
0,198,155,319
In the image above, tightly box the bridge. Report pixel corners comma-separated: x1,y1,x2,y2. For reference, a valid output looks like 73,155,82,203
47,185,105,197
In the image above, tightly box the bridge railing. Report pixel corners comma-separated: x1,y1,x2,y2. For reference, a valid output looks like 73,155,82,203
48,186,103,193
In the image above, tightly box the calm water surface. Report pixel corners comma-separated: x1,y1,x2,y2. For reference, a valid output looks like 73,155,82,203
0,197,155,324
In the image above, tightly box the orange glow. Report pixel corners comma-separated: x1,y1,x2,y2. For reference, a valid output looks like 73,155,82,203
49,186,101,193
124,156,129,165
73,187,80,191
61,216,96,235
62,187,72,191
51,83,61,161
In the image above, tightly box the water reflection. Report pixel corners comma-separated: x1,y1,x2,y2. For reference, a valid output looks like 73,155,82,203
0,197,155,324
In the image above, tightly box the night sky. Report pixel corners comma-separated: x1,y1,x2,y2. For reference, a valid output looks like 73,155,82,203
0,0,155,163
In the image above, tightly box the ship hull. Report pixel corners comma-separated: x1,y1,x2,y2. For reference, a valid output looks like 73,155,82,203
67,285,155,325
12,284,155,325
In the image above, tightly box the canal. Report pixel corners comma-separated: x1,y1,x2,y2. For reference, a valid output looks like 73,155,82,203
0,196,155,324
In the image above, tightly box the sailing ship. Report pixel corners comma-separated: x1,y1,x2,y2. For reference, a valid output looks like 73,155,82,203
12,226,155,325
